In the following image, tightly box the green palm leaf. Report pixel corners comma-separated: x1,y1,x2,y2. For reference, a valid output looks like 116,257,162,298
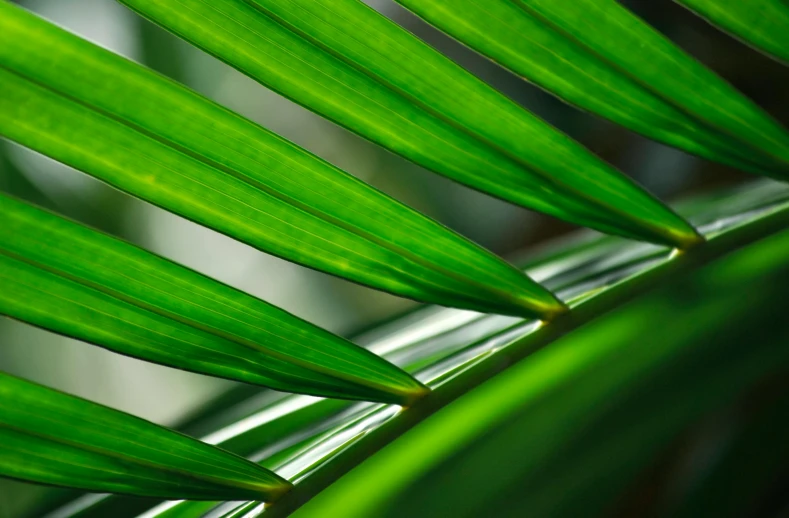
397,0,789,177
288,226,789,518
118,0,700,248
0,372,290,501
0,193,427,405
2,0,788,515
0,1,561,319
676,0,789,65
79,179,788,518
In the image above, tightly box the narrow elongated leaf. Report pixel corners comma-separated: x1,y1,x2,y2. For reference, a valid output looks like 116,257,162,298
397,0,789,178
0,2,562,320
676,0,789,65
0,372,290,500
509,0,789,175
0,193,427,405
118,0,700,248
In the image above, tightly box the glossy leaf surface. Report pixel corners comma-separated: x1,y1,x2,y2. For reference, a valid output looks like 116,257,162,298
291,227,789,518
397,0,789,178
676,0,789,65
118,0,700,248
0,373,290,501
0,193,429,405
52,180,789,518
0,1,560,319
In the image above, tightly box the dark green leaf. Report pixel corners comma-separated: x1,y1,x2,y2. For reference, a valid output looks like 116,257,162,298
288,227,789,518
118,0,700,248
397,0,789,178
0,372,290,500
0,193,428,405
676,0,789,65
0,1,561,319
667,389,789,518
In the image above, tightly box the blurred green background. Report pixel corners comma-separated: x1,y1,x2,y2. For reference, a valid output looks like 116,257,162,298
2,0,789,515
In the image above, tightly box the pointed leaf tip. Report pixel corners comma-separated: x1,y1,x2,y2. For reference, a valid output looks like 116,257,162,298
655,220,706,251
119,0,705,247
0,193,428,404
397,0,789,180
0,2,557,324
0,373,292,501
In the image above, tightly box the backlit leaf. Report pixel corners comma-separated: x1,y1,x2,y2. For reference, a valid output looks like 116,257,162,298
0,193,428,405
0,372,290,501
0,1,562,319
397,0,789,178
118,0,700,248
676,0,789,65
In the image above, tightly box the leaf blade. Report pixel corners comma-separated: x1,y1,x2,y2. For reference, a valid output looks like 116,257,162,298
0,372,291,500
513,0,789,174
0,1,564,319
117,0,700,248
396,0,789,178
675,0,789,65
0,193,429,404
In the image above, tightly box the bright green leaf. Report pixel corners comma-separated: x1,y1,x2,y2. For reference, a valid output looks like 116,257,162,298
0,1,562,319
0,372,290,501
676,0,789,65
512,0,789,174
118,0,700,248
397,0,789,179
0,193,429,405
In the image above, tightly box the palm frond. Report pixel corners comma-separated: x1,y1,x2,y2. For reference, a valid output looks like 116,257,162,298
0,372,289,501
291,225,789,518
0,2,560,318
49,179,789,517
0,193,425,404
118,0,700,247
0,0,788,516
397,0,789,177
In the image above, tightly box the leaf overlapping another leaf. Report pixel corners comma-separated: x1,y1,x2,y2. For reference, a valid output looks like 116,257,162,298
0,372,291,501
0,1,562,319
119,0,700,248
397,0,789,178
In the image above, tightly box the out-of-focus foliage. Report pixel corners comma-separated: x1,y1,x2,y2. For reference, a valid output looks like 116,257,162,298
292,228,789,518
